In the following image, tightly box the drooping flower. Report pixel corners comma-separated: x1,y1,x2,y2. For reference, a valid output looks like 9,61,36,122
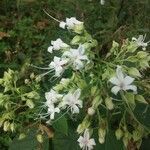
63,45,89,70
45,89,63,107
77,129,96,150
132,35,150,50
59,17,83,30
61,89,82,114
49,56,68,76
47,38,69,53
109,66,137,95
47,105,60,120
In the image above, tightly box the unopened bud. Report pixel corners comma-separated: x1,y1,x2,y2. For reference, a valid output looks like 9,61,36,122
37,134,43,143
19,133,26,140
30,73,35,79
25,79,30,84
10,123,15,132
3,121,10,131
105,97,114,110
88,107,95,116
35,76,41,83
115,128,123,140
26,99,35,109
98,128,106,144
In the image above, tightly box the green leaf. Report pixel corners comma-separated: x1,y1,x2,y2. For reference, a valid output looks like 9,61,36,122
52,128,80,150
134,103,150,129
135,95,148,104
9,129,49,150
53,116,68,135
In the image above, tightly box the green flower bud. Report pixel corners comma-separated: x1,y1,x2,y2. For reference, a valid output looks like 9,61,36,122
10,123,15,132
128,67,141,78
87,107,95,116
115,128,123,140
98,128,106,144
3,121,10,131
105,97,114,110
24,79,30,84
37,134,43,143
35,76,41,83
30,73,35,79
77,116,91,134
26,99,35,109
73,23,84,34
71,35,81,45
91,86,99,96
0,79,3,84
19,133,26,140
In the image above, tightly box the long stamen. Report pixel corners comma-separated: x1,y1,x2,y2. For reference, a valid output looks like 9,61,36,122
43,9,61,23
30,64,50,70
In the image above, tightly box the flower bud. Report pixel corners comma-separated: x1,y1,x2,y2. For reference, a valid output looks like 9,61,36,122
19,133,26,140
77,116,91,134
0,79,3,84
87,107,95,116
71,35,81,45
98,128,106,144
37,134,43,143
26,99,35,109
105,97,114,110
24,79,30,84
10,123,15,132
91,86,98,96
35,76,41,83
30,73,35,79
3,121,10,131
115,128,123,140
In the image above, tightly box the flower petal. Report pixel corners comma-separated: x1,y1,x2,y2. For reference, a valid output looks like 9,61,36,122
111,86,121,95
124,85,137,92
116,66,124,81
124,76,134,85
109,77,120,85
59,21,66,29
74,89,81,99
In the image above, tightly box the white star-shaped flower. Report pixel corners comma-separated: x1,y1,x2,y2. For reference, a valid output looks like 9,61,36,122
59,17,83,30
109,66,137,95
61,89,82,114
45,89,63,107
47,105,60,120
132,35,150,50
47,38,69,53
63,45,89,70
49,56,68,76
77,129,96,150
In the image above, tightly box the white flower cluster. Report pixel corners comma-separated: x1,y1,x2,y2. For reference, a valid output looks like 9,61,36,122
47,40,89,77
45,88,82,120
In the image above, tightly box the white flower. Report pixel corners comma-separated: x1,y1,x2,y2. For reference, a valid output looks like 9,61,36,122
59,17,83,30
132,35,150,50
63,45,89,70
109,66,137,95
61,89,82,114
77,129,96,150
47,38,69,53
45,89,63,107
47,105,60,120
49,56,68,76
100,0,105,5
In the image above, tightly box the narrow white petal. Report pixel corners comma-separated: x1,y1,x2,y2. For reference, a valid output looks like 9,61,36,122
116,66,124,81
124,85,137,92
111,86,121,95
124,76,134,85
74,89,81,99
109,77,120,85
